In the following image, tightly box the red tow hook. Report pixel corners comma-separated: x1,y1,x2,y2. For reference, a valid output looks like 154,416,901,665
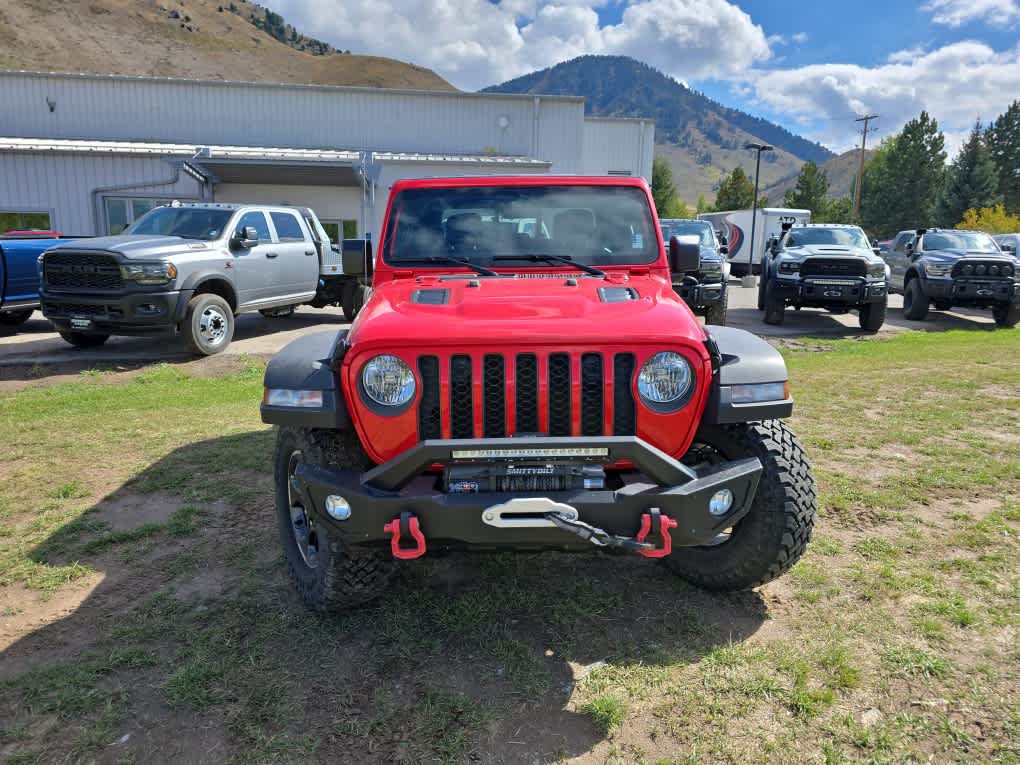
383,511,427,560
635,509,678,559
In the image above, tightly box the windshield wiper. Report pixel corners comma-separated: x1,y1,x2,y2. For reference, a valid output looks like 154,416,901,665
492,254,605,277
399,256,499,277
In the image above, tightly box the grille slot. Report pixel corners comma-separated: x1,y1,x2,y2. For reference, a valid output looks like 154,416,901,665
580,353,604,436
800,258,867,278
483,354,506,438
613,353,636,435
417,356,441,440
547,353,572,437
44,251,123,290
515,353,539,433
450,355,474,439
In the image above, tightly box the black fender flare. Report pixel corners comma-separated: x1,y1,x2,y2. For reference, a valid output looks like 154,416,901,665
702,326,793,424
178,272,238,310
260,330,350,430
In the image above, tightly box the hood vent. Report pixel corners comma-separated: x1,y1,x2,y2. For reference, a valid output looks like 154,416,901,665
410,288,450,305
598,286,639,303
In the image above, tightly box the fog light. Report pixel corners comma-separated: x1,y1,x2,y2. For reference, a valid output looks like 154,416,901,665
325,495,351,521
709,489,734,516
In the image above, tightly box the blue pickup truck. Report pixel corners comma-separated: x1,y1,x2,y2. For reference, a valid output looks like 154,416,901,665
0,232,67,328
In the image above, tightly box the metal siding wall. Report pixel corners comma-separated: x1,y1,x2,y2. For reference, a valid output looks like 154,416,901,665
582,120,652,179
0,152,200,235
0,73,574,158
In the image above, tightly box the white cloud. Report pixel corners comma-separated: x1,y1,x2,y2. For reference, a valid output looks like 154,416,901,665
745,41,1020,153
267,0,772,90
923,0,1020,26
792,32,808,43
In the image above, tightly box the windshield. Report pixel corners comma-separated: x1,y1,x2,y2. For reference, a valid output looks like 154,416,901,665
383,185,658,267
923,231,1000,252
785,226,870,249
661,221,713,246
126,207,234,241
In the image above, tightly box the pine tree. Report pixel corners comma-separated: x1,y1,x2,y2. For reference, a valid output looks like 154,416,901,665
860,112,946,237
714,167,756,210
783,161,829,217
651,157,678,217
936,122,1001,226
986,101,1020,215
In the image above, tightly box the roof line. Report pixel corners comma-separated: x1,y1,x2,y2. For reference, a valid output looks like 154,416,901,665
0,69,586,103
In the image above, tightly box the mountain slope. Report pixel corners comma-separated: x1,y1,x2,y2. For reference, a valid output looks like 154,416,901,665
762,149,873,203
484,56,834,203
0,0,454,91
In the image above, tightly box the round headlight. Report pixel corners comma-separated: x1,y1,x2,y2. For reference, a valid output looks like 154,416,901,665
989,264,1000,276
976,264,987,276
637,351,694,409
963,264,974,275
1003,264,1014,277
361,355,415,407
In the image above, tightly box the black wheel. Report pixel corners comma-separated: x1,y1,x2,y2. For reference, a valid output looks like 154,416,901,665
0,309,34,326
275,427,396,612
259,306,296,319
933,300,952,311
762,281,785,325
182,293,234,355
59,331,109,348
340,282,357,321
902,279,929,321
665,420,817,590
703,286,728,326
858,296,887,332
993,302,1020,328
352,284,370,316
757,268,767,310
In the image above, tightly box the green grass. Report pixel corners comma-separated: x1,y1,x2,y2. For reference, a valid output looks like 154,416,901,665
0,329,1018,764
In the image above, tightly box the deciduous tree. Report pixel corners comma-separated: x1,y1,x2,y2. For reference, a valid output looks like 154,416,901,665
957,204,1020,234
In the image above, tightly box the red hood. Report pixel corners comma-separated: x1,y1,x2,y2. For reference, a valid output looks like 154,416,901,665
347,272,706,351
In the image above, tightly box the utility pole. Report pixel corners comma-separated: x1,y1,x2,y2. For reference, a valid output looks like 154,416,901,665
853,114,878,218
744,142,773,276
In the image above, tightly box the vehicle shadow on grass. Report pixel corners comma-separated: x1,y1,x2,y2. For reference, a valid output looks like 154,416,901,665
727,304,997,339
1,431,767,765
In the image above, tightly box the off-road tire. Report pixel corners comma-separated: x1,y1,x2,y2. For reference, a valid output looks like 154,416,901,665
664,420,816,590
0,309,33,326
259,306,296,319
703,286,728,326
858,296,887,332
757,271,766,310
275,426,396,612
902,278,929,321
59,331,109,348
340,282,357,321
182,293,234,355
993,301,1020,328
762,282,785,325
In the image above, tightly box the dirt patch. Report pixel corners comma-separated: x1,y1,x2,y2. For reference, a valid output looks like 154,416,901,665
91,492,184,532
0,576,104,656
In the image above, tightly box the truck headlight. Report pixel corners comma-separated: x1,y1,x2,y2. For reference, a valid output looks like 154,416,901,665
361,355,416,407
120,262,178,285
925,264,952,278
779,261,800,274
637,352,694,410
867,262,887,279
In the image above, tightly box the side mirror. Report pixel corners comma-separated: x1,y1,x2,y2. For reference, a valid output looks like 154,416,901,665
232,226,260,249
872,247,881,256
719,244,729,255
341,238,373,277
668,236,701,273
717,232,728,246
1001,243,1016,255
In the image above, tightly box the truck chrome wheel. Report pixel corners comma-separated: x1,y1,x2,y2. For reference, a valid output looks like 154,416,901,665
199,305,229,347
287,450,318,568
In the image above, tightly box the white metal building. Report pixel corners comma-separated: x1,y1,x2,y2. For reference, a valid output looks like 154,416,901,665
0,71,654,240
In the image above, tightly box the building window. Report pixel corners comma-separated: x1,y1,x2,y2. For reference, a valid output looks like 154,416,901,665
104,197,178,234
1,211,51,232
321,219,358,242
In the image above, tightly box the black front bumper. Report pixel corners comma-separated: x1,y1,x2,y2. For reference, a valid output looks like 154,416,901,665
773,277,886,306
675,280,726,311
293,436,763,553
922,277,1020,305
41,288,190,335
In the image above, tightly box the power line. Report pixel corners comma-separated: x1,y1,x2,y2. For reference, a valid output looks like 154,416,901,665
853,114,878,218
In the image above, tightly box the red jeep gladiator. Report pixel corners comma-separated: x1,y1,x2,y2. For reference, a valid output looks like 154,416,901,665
260,176,816,611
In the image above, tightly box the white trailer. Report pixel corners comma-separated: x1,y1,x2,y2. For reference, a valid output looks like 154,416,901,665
699,207,811,276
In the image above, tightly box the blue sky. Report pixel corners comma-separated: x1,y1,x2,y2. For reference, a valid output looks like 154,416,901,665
269,0,1020,155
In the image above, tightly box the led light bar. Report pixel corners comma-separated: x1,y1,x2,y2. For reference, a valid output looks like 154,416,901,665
450,447,610,460
804,278,859,287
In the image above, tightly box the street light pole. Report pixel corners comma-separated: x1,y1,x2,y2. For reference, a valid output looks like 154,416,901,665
744,142,773,277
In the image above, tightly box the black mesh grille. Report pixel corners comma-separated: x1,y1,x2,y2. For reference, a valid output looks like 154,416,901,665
44,251,122,290
417,356,441,440
450,355,474,439
580,353,604,437
613,353,636,435
483,354,506,438
548,353,572,437
515,354,539,433
800,258,867,278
